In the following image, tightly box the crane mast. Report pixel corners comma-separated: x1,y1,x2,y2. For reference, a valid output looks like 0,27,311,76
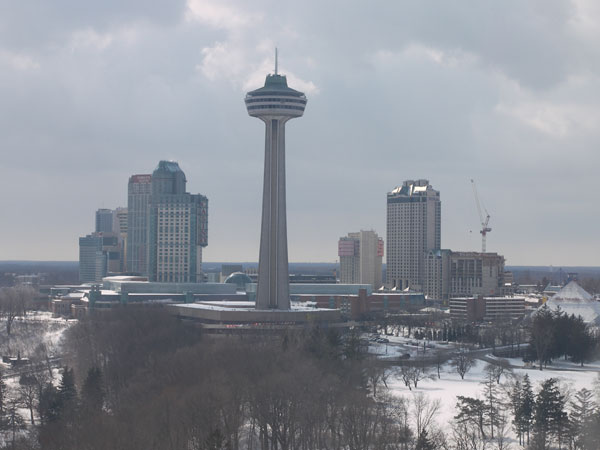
471,179,492,252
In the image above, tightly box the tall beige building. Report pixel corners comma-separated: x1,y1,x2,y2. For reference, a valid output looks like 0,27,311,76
338,230,384,289
387,180,441,291
424,250,506,302
449,252,505,297
147,161,208,283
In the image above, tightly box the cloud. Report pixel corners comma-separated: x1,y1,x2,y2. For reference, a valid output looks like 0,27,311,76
0,50,40,70
373,44,478,70
186,0,259,30
495,101,600,138
0,0,599,265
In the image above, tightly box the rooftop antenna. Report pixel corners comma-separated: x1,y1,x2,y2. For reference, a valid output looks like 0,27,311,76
275,47,278,75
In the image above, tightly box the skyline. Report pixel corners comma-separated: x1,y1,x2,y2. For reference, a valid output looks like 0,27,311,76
1,1,599,265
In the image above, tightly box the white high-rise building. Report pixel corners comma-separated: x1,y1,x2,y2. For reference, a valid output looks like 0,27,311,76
386,179,441,291
147,161,208,283
127,174,152,275
338,230,383,289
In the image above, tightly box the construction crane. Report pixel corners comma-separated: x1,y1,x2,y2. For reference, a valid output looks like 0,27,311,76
471,179,492,253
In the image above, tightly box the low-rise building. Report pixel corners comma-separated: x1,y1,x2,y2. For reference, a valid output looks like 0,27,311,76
449,296,525,322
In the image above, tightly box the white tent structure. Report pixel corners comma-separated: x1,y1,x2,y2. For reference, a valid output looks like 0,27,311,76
545,281,600,325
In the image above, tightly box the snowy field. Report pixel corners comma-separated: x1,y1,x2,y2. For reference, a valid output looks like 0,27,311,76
386,354,600,446
0,311,72,432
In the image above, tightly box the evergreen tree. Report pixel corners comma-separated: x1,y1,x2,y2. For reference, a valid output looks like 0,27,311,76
568,316,595,366
520,374,535,445
414,428,435,450
579,409,600,450
533,378,568,448
480,369,500,438
530,305,555,369
455,396,487,439
81,366,104,414
550,307,569,360
42,366,78,424
5,399,26,448
38,383,60,424
58,367,77,406
0,373,6,417
510,379,524,445
570,388,596,449
342,330,364,360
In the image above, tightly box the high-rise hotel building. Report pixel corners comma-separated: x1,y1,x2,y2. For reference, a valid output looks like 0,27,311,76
127,174,152,275
338,230,384,289
386,179,441,291
147,161,208,283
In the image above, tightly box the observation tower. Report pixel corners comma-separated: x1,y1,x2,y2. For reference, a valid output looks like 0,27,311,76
245,51,307,310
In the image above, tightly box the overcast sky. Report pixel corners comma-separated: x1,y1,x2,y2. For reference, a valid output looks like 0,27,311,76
1,0,599,266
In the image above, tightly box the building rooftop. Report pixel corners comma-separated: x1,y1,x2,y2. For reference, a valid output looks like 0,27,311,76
224,272,253,288
246,74,305,98
154,160,184,173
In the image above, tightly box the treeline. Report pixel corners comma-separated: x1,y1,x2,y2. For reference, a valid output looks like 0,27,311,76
4,306,600,449
31,309,450,450
381,313,526,355
454,367,600,450
510,377,600,449
527,305,598,369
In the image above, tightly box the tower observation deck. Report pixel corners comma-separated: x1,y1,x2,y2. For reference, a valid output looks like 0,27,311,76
245,60,307,310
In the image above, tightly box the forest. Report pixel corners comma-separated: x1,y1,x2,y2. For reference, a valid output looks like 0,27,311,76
0,306,590,449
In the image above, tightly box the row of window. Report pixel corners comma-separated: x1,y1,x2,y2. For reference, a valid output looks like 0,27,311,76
247,104,304,111
246,97,307,104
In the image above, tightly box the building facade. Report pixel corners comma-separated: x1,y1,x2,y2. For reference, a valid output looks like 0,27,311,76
449,252,505,297
127,174,152,275
95,208,114,233
79,234,104,283
147,161,208,283
113,207,128,271
338,230,384,289
424,249,451,302
386,179,441,291
423,250,506,302
449,296,525,322
79,232,121,283
113,207,128,235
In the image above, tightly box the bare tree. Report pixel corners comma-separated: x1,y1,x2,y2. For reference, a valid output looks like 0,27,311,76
411,392,440,441
18,374,38,425
451,421,490,450
435,351,445,379
364,357,389,398
0,287,33,336
451,349,475,380
397,363,415,390
484,359,512,384
409,361,435,389
492,411,512,450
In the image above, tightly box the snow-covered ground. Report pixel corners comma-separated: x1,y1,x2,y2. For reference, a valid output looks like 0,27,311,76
0,311,73,430
367,333,458,359
386,353,600,446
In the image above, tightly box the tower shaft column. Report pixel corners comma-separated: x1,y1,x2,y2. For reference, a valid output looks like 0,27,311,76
256,117,290,309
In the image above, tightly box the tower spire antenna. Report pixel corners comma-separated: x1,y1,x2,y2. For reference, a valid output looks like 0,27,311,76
275,47,278,75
